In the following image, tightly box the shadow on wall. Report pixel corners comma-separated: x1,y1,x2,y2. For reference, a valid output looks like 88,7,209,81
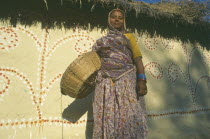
62,93,94,139
145,43,210,139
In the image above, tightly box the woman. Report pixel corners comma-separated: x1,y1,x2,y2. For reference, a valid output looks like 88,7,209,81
92,9,148,139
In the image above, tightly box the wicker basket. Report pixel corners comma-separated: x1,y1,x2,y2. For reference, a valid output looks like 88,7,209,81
60,51,101,99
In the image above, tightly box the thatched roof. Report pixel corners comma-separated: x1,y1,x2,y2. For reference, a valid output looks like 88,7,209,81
94,0,208,24
0,0,209,49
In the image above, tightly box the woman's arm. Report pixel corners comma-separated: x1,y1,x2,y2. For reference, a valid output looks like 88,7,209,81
134,56,147,96
124,33,147,95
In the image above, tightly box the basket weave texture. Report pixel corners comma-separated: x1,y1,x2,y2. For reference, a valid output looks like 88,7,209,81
60,51,101,99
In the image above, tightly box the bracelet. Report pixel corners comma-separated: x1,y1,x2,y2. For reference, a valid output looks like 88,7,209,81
138,79,146,81
137,74,147,80
138,79,147,83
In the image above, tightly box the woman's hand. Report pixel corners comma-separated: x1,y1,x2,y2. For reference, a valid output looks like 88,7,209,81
137,80,147,96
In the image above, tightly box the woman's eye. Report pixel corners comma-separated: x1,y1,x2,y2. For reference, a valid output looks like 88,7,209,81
110,15,123,20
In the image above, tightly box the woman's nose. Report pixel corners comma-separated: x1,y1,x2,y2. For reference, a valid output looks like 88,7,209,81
115,18,119,21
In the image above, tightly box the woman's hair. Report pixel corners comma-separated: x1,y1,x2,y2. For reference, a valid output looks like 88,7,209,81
108,8,127,31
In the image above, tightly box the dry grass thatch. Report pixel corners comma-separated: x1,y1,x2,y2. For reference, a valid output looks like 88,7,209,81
0,0,209,49
92,0,209,24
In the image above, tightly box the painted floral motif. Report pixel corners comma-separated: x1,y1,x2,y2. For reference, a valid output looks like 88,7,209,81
0,26,94,131
143,35,159,50
143,34,175,50
0,26,19,52
161,38,175,50
167,63,185,82
136,34,209,118
73,30,95,54
145,62,163,79
0,72,10,95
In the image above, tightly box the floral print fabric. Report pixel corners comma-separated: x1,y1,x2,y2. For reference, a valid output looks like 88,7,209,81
92,68,148,139
92,29,135,81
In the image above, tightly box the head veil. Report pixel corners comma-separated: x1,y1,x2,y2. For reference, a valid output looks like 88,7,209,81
108,8,127,32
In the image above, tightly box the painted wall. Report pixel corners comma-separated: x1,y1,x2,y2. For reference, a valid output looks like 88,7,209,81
0,23,209,139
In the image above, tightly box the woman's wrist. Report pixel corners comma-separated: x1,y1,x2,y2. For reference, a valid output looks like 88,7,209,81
137,74,146,80
137,74,147,83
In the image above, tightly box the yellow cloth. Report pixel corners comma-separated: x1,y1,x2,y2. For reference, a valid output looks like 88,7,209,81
124,33,142,59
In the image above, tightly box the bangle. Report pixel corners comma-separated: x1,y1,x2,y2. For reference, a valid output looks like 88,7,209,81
137,74,146,80
138,78,146,81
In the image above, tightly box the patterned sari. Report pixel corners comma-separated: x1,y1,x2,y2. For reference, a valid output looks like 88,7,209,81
92,29,148,139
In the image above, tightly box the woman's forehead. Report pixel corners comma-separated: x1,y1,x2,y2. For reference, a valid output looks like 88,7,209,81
110,10,124,17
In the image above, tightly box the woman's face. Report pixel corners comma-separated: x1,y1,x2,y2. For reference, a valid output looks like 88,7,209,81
109,10,124,31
